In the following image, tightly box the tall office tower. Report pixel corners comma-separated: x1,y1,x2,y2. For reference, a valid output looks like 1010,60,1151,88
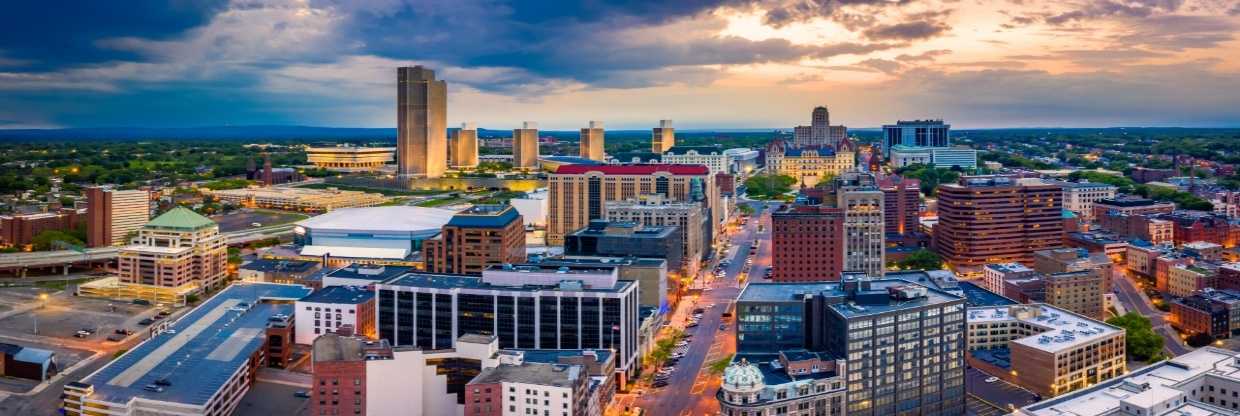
771,205,845,282
448,122,479,169
546,164,720,246
86,187,150,247
423,204,525,275
651,119,675,153
512,121,539,169
792,125,813,148
396,66,447,178
579,120,605,161
878,175,920,236
880,119,951,157
811,106,829,146
827,125,848,149
934,176,1064,277
735,275,967,415
821,172,885,276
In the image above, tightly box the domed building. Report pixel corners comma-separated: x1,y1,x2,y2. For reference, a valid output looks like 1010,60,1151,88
716,351,848,416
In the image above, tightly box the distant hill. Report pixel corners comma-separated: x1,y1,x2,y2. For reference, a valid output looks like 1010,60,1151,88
0,125,787,142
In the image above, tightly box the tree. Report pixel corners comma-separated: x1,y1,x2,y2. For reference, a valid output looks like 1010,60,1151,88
30,230,84,251
1106,312,1165,362
744,174,796,200
895,249,943,270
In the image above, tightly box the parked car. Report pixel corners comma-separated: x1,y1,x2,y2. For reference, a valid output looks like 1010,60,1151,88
294,391,311,398
143,385,164,393
984,377,999,383
74,331,90,338
115,328,133,335
132,299,151,305
106,334,124,342
138,318,154,326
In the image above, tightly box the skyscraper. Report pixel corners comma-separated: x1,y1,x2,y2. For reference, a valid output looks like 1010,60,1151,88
579,120,605,161
86,187,150,247
880,120,950,157
811,106,829,145
448,122,479,169
823,172,885,276
512,121,539,169
396,66,447,178
651,119,674,153
771,205,845,282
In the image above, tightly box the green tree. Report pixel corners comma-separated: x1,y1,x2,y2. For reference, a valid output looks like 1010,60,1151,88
30,230,84,251
1106,312,1166,362
744,174,796,200
895,249,943,270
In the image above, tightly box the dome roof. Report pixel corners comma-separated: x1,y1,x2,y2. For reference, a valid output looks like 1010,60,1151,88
722,359,764,390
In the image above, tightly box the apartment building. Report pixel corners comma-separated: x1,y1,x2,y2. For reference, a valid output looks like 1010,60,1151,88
983,263,1038,294
1167,263,1219,298
966,304,1126,398
86,186,151,247
295,285,376,345
771,205,844,282
465,361,590,416
1056,181,1118,220
1090,197,1175,221
423,205,526,275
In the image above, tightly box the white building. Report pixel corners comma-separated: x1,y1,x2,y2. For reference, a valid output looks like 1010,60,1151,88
1017,347,1240,416
661,146,731,175
1056,181,1119,220
888,145,977,169
294,206,457,262
510,188,548,228
294,285,374,345
467,359,590,416
982,263,1037,294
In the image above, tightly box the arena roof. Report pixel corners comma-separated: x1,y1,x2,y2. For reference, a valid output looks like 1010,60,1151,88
296,206,457,233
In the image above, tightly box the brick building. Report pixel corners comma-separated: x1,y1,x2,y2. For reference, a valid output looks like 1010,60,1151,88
0,208,85,248
877,174,920,237
771,205,844,282
933,176,1065,277
423,205,526,275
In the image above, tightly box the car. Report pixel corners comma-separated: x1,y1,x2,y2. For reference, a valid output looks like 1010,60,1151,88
132,299,151,306
251,222,263,227
154,378,172,386
74,331,90,338
80,328,96,334
984,377,999,383
719,324,728,331
106,334,124,342
142,385,164,393
115,328,134,335
138,318,154,326
294,391,312,398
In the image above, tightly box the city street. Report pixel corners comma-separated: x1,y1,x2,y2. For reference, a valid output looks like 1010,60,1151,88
610,202,775,415
1109,265,1192,357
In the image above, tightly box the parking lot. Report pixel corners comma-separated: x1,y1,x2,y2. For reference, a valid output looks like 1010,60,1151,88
0,287,152,341
236,380,309,416
965,367,1039,414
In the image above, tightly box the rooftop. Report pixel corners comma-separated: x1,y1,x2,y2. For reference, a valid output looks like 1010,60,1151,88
296,206,457,232
144,207,217,231
77,283,311,406
470,362,582,388
380,272,634,293
1095,197,1171,207
729,353,842,386
239,259,319,273
737,278,963,317
985,263,1036,274
445,204,521,228
299,285,374,305
967,304,1122,353
553,164,710,176
324,264,413,282
958,281,1019,307
1021,347,1240,416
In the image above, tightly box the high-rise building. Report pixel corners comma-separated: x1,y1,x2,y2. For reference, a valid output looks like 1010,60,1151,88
513,121,539,169
563,220,684,279
771,205,844,282
881,120,950,157
114,207,228,303
579,121,605,162
878,175,920,236
811,106,829,146
735,275,967,415
423,204,526,275
546,164,719,246
824,172,885,276
966,304,1125,398
448,122,479,169
86,187,150,247
604,195,704,277
396,66,447,178
651,119,674,153
933,176,1064,277
793,106,848,149
375,263,641,386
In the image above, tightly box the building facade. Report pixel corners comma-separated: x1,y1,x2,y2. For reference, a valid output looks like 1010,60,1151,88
449,123,480,169
982,263,1038,295
306,146,395,172
661,146,731,175
86,187,151,247
881,120,950,157
888,146,977,169
115,207,228,303
1056,181,1119,220
423,205,526,276
0,208,85,248
652,119,675,153
879,175,921,237
396,66,447,178
718,352,847,416
771,205,844,282
295,286,376,345
933,176,1065,277
546,164,720,247
513,122,539,170
765,140,856,188
563,220,686,281
826,172,886,276
579,121,605,162
604,195,705,278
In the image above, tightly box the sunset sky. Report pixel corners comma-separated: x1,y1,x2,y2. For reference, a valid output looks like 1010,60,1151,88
2,0,1239,129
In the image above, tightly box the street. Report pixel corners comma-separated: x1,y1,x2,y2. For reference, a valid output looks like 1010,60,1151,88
611,201,776,415
1109,264,1191,357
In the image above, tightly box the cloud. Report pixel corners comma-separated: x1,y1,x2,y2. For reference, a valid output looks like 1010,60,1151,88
1044,0,1186,25
1112,14,1238,50
862,18,951,41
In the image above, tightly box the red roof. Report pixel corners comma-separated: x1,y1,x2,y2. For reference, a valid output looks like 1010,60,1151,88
553,164,711,175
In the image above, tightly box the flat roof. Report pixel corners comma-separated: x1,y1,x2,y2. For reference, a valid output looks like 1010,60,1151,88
240,259,319,273
958,281,1018,307
299,285,374,304
470,362,581,388
1022,347,1240,416
553,164,709,175
968,304,1121,353
446,204,521,228
297,206,457,233
737,279,963,317
324,264,413,282
381,272,634,293
984,263,1034,274
78,283,311,406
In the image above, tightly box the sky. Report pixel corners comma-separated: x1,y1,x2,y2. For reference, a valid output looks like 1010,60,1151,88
1,0,1239,130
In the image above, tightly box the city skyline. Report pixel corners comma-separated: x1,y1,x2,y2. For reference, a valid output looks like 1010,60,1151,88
2,1,1240,130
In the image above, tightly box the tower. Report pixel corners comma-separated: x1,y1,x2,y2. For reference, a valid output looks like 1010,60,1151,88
396,66,447,178
513,121,539,169
652,119,674,153
449,122,479,169
262,152,273,186
579,121,605,161
811,106,829,147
